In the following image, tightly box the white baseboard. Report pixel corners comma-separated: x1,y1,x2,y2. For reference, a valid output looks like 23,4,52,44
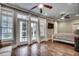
54,39,74,44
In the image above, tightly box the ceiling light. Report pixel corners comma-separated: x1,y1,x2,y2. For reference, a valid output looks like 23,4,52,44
60,17,64,19
75,14,79,16
38,4,43,8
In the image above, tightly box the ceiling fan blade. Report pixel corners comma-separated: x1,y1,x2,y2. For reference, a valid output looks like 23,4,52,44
65,15,70,19
31,5,37,10
44,4,52,9
40,8,43,13
60,14,65,17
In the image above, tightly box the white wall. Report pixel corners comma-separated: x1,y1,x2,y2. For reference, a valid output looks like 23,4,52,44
54,21,58,34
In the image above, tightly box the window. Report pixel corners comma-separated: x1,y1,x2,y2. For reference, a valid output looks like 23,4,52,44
17,13,29,20
1,7,13,40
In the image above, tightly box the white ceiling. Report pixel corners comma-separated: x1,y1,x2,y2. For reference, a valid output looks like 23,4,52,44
11,3,79,20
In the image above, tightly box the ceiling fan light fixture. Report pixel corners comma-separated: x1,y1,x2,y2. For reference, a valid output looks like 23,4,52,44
75,14,79,16
60,17,64,19
38,4,43,8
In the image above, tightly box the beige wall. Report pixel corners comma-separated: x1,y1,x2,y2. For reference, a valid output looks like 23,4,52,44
57,19,79,33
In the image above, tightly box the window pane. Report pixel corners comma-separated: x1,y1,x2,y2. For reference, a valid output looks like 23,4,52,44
8,28,13,33
22,22,26,31
2,11,8,15
7,16,13,22
7,12,13,16
17,13,29,20
2,28,8,33
1,8,13,40
2,15,8,27
2,33,13,39
31,17,38,21
22,32,26,37
2,21,8,27
7,16,13,28
2,15,7,21
20,21,28,42
8,22,13,28
2,8,13,16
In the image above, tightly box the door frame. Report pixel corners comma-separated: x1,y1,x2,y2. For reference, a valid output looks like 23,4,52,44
18,19,29,45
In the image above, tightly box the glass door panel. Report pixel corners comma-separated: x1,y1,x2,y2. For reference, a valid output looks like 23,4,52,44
20,21,28,43
39,18,46,41
31,22,37,42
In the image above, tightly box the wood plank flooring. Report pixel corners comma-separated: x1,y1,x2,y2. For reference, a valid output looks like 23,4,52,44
12,40,79,56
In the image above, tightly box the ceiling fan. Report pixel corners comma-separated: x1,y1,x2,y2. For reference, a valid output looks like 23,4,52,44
30,4,53,13
60,13,70,20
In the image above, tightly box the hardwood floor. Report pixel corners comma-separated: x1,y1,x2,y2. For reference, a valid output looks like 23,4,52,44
12,40,79,56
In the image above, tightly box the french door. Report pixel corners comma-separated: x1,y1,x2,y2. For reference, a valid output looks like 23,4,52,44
19,20,28,44
31,22,37,43
17,15,46,45
19,21,38,44
39,18,46,41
